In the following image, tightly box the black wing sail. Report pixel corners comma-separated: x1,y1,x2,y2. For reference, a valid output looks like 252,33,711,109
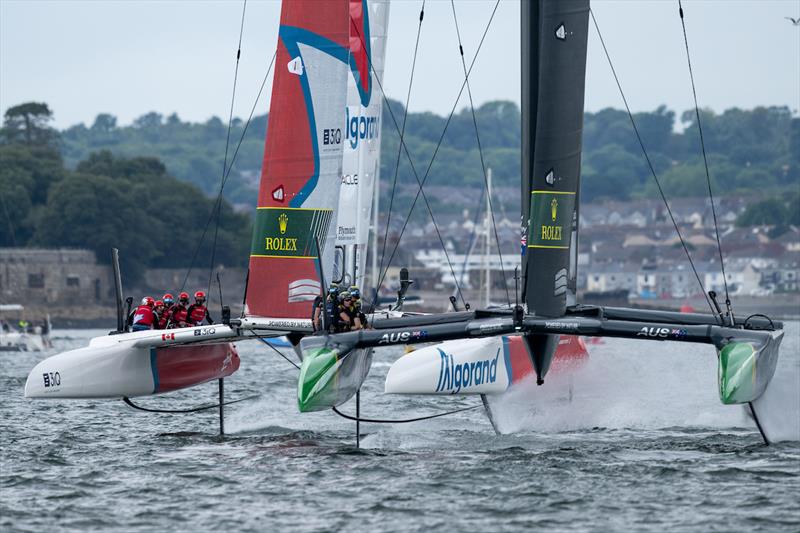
522,0,590,318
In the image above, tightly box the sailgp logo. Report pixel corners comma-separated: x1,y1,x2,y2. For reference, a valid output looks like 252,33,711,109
436,348,499,394
346,107,379,149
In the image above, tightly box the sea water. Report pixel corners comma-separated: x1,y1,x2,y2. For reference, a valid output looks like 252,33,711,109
2,323,798,531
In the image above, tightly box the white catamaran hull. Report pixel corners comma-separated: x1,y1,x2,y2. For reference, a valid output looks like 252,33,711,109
25,325,240,399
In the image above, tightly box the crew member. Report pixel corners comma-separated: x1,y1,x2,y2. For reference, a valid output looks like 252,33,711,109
323,283,340,332
187,291,213,326
154,300,168,329
160,293,175,327
336,291,356,332
350,286,367,329
168,292,191,328
130,297,157,331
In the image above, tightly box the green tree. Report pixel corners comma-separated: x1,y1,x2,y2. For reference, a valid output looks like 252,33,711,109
1,102,59,146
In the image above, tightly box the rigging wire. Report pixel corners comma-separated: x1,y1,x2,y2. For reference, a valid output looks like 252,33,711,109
370,0,502,303
349,4,471,309
207,0,249,296
375,0,426,303
589,8,718,320
256,336,300,369
179,49,277,294
677,0,733,320
332,403,481,424
449,0,511,306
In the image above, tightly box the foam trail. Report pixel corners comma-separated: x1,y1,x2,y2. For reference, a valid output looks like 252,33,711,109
750,352,800,442
486,337,749,435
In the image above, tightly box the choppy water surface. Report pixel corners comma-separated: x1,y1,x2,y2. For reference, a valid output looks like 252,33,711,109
2,323,799,531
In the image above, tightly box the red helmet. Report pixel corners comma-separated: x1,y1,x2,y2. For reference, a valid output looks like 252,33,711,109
142,296,155,307
179,292,189,302
194,290,206,301
162,293,174,304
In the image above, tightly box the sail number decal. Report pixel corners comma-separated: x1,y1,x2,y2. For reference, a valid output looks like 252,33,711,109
528,191,575,250
250,207,333,259
42,371,61,388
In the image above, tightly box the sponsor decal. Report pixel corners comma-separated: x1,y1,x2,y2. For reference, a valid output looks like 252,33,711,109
544,320,579,331
637,326,669,338
476,321,506,334
288,279,320,303
554,268,568,297
528,191,575,249
436,348,499,394
341,173,358,186
410,330,428,340
265,237,298,252
337,226,356,237
194,327,217,337
555,23,567,41
221,352,233,372
42,371,61,388
161,333,175,341
257,318,312,329
250,207,333,259
287,56,303,75
545,168,556,186
272,185,285,202
345,107,379,149
323,128,342,146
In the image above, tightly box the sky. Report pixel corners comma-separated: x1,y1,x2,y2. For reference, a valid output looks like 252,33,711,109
1,0,798,129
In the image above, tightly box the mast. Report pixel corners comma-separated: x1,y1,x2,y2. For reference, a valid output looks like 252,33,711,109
521,0,590,318
484,168,492,307
336,0,390,292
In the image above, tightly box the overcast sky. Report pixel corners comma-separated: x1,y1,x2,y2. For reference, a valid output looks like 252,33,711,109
1,0,798,129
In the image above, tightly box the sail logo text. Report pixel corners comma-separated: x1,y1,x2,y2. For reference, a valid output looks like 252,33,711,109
540,225,563,241
346,107,379,149
436,348,499,394
264,237,298,252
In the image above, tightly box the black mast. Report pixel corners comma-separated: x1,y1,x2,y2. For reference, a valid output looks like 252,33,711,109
522,0,590,318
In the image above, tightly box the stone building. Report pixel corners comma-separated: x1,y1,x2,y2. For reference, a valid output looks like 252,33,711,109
0,248,114,306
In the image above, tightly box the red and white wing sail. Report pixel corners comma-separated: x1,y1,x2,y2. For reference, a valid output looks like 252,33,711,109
246,0,352,319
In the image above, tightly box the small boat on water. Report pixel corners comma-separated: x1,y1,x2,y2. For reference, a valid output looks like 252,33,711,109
0,304,51,352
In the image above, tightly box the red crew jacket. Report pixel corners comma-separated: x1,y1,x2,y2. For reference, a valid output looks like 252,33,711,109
132,305,156,328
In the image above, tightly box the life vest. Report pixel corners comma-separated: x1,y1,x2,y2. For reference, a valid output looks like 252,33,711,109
170,304,188,327
132,305,156,327
326,298,340,332
187,304,209,326
311,296,323,329
335,304,356,333
157,307,172,329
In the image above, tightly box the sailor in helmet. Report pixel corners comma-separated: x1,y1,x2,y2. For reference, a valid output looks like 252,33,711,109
336,291,355,332
349,286,367,330
129,297,157,331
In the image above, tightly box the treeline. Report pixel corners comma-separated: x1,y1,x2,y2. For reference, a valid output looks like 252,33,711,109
57,99,799,213
0,103,251,281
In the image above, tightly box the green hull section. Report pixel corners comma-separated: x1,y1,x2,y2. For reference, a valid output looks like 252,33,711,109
297,337,372,413
716,331,783,405
718,342,757,404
